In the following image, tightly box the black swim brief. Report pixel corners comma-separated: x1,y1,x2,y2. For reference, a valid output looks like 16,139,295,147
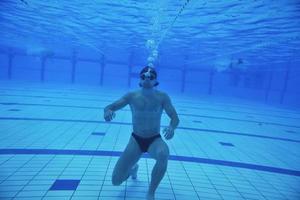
132,132,161,153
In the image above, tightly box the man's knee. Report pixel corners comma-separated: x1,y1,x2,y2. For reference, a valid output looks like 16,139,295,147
111,174,123,186
156,149,169,164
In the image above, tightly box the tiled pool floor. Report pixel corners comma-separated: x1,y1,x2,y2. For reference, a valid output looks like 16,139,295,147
0,81,299,200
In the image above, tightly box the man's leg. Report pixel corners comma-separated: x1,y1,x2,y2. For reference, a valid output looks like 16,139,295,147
147,138,170,198
112,136,142,185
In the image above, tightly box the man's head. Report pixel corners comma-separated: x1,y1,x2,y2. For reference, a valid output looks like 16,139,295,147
139,66,159,88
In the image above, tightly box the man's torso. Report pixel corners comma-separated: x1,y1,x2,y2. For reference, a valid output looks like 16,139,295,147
129,90,164,137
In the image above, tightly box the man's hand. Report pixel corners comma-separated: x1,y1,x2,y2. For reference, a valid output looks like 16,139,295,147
163,126,175,140
104,109,116,122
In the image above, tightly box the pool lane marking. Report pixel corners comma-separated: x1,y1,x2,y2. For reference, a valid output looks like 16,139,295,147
0,148,299,177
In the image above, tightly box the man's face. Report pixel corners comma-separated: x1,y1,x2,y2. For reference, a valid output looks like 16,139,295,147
140,72,156,88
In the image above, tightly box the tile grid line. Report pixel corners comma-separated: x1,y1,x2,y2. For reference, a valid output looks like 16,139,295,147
178,121,225,199
168,127,207,199
24,120,66,150
41,156,77,199
68,121,101,199
212,138,265,198
12,155,56,199
43,122,79,150
2,86,300,117
164,165,177,199
93,121,116,199
1,83,298,199
0,155,36,186
2,101,300,127
215,164,248,199
0,154,37,197
0,154,14,166
41,122,96,199
0,155,19,184
70,156,95,199
8,120,50,149
170,133,202,199
2,117,299,144
236,168,270,200
0,120,36,147
97,124,122,199
1,149,300,177
254,170,290,199
41,121,95,199
0,116,29,142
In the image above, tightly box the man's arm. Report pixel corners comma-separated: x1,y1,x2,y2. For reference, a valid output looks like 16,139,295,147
163,93,180,130
104,92,131,112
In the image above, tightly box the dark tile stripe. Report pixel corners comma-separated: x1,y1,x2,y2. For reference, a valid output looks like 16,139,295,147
0,148,299,177
0,117,299,144
179,126,300,143
2,102,299,128
219,142,234,147
91,132,106,136
49,180,80,190
192,116,300,129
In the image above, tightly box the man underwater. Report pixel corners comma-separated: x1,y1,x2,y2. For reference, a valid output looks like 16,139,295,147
104,66,180,200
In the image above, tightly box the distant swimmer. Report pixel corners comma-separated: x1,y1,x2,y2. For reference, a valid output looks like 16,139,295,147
104,66,180,200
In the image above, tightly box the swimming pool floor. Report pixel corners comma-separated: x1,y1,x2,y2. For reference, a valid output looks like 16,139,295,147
0,81,299,200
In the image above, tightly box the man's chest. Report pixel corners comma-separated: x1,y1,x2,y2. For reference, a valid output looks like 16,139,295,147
130,95,163,112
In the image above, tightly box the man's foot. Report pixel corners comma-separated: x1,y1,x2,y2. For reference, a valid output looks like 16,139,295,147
146,192,155,200
130,164,139,179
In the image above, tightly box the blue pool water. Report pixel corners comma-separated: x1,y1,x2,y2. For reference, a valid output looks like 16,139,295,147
0,1,299,199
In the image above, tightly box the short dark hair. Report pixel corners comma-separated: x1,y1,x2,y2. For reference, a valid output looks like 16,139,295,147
139,66,157,79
